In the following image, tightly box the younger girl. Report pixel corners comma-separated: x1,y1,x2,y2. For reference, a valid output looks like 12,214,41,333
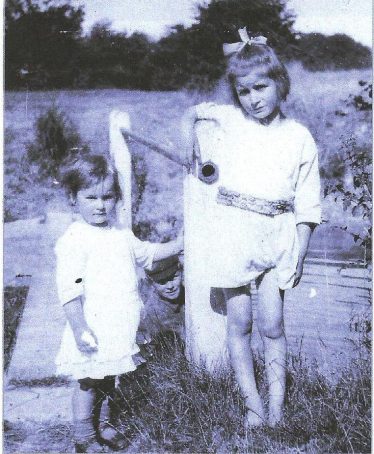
55,154,183,452
181,28,321,427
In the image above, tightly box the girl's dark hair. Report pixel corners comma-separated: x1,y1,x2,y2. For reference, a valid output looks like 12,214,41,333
226,43,290,104
61,154,121,199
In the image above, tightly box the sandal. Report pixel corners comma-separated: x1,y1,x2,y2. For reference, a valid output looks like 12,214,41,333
74,439,108,453
100,426,128,451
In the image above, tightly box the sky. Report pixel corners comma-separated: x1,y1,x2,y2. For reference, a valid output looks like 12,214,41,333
72,0,372,47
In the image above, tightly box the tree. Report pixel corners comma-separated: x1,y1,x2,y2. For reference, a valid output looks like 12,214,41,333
78,22,153,89
5,0,85,88
150,0,297,89
296,33,372,71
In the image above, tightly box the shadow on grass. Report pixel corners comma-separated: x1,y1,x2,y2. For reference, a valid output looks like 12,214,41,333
4,286,29,372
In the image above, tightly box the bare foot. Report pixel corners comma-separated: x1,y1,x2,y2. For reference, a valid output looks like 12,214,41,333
244,407,265,428
268,407,283,428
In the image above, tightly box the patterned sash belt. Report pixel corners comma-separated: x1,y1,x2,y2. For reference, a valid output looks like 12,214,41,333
216,186,294,216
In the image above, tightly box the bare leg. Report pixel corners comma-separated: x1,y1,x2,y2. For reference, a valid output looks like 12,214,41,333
256,269,286,427
225,286,265,427
72,382,97,447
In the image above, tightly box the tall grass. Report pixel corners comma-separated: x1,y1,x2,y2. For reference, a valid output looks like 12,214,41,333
110,332,371,453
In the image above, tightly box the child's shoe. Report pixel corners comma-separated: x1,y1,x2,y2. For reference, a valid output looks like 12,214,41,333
99,426,128,451
74,439,108,453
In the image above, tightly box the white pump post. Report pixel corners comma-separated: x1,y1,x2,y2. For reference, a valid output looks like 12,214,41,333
109,110,229,372
184,120,229,372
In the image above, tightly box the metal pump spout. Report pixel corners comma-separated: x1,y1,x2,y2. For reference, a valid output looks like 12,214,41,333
120,127,219,185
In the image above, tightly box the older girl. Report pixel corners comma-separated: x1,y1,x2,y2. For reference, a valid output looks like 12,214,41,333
181,28,321,427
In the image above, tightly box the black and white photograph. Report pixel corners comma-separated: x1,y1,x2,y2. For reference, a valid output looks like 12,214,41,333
3,0,372,452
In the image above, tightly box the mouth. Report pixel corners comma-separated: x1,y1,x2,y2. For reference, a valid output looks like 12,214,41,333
165,288,179,296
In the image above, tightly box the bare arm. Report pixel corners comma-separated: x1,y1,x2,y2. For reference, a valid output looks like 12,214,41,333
293,222,316,287
63,297,98,354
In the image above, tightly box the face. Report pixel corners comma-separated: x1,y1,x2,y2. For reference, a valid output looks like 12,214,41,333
235,69,280,123
152,269,182,302
73,175,117,226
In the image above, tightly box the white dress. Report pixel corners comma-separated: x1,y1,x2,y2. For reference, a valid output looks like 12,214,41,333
194,103,321,289
54,221,157,379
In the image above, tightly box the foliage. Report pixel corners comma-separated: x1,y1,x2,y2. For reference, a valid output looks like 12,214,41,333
324,81,372,261
5,0,371,90
77,23,153,89
346,80,372,111
147,0,297,90
5,0,84,89
26,106,87,180
296,33,372,71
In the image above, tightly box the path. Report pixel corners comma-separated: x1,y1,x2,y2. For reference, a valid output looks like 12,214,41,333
4,213,371,430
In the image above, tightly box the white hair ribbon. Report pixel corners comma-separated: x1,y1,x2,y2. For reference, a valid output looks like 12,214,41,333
222,27,268,56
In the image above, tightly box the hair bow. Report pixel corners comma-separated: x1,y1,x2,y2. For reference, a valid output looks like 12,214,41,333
222,27,267,56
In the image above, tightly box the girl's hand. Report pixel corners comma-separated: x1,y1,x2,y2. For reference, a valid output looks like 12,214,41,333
73,327,98,355
293,256,305,288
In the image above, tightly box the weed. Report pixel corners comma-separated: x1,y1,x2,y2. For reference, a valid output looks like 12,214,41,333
26,106,88,180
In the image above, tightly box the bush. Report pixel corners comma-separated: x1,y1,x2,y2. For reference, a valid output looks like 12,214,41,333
26,106,88,180
297,33,372,71
324,81,372,260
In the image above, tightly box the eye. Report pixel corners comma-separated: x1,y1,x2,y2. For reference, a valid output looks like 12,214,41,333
237,88,250,96
103,194,115,201
253,83,267,91
86,196,97,200
157,279,169,285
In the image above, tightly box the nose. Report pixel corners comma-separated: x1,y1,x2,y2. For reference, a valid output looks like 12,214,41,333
250,92,261,107
96,198,105,210
166,281,175,290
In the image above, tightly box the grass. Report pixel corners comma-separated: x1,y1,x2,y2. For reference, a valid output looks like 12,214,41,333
3,67,371,452
3,286,29,371
4,331,370,453
105,332,372,453
3,66,372,224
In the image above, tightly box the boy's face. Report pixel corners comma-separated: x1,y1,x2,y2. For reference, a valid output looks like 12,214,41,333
73,175,117,226
152,269,182,302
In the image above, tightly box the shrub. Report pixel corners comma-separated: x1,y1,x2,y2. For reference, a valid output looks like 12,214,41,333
26,106,88,180
324,81,372,261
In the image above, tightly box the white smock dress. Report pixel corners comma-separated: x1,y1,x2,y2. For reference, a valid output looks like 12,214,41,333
194,103,321,290
54,221,157,380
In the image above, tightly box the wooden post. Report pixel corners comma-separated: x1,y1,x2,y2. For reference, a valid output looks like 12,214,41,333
109,110,132,228
110,110,229,372
184,120,229,372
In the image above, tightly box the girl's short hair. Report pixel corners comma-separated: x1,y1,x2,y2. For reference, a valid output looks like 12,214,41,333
226,43,290,103
61,153,121,199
